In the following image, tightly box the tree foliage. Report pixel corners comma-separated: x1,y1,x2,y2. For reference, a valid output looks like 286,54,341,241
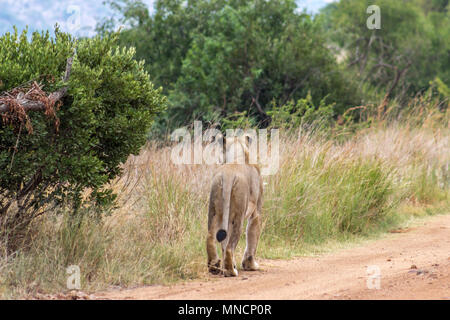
0,27,165,234
99,0,362,131
323,0,449,101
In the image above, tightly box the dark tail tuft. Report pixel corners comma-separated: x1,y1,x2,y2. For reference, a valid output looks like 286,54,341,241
216,229,227,242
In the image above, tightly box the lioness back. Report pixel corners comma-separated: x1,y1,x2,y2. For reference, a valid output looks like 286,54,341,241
207,162,263,277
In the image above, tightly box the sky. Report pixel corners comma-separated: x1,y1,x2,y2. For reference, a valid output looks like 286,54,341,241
0,0,336,38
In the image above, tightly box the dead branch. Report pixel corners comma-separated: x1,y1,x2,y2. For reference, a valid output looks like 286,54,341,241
377,61,412,119
0,56,73,114
251,90,268,117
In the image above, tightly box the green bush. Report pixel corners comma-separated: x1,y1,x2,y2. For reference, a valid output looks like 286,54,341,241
100,0,362,132
324,0,450,100
0,27,166,241
221,94,335,132
267,94,335,131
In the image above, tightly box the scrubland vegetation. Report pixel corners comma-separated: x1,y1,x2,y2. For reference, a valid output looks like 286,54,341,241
1,108,448,298
1,0,449,298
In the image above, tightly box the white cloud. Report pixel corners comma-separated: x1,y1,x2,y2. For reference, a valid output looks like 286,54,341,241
0,0,116,37
1,0,328,37
296,0,333,14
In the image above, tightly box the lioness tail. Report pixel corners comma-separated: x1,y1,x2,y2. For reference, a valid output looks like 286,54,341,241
216,173,234,242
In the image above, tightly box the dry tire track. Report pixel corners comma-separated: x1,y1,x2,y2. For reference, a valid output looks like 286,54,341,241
96,214,450,300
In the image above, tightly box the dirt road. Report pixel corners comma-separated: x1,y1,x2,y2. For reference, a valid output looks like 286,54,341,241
96,214,450,300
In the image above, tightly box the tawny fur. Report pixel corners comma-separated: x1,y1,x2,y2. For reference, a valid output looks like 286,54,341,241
206,136,263,277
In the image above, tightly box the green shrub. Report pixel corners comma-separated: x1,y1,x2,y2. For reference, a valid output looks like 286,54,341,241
0,27,166,243
267,94,335,131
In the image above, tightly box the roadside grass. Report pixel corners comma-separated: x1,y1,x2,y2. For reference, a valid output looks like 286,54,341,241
0,124,448,298
259,126,449,258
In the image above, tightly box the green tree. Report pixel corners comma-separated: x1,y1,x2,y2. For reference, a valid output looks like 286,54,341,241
99,0,361,131
170,2,356,126
98,0,217,94
0,28,165,238
324,0,449,103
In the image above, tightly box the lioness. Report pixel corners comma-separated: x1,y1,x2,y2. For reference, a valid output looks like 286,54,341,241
206,134,263,277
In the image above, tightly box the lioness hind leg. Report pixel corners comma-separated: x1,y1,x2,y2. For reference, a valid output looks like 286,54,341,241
223,216,244,277
242,213,261,271
222,225,238,277
223,248,238,277
207,231,221,274
207,201,221,275
244,201,256,219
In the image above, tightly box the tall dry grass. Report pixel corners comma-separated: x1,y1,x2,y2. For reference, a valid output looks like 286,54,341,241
0,123,448,298
261,126,449,256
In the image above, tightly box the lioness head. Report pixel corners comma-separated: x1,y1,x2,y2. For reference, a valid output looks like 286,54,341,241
224,132,255,165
